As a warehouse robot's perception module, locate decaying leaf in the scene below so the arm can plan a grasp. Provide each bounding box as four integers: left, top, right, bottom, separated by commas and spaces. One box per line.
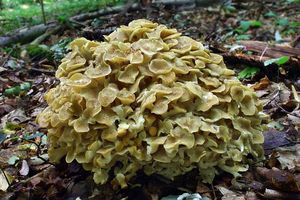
252, 76, 270, 91
0, 170, 13, 191
216, 186, 245, 200
275, 145, 300, 170
19, 160, 30, 176
263, 129, 291, 155
292, 85, 300, 103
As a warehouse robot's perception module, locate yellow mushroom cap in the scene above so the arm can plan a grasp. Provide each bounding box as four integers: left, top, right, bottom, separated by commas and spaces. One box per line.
37, 19, 267, 188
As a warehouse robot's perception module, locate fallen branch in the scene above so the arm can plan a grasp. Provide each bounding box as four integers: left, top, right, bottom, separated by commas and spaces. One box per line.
0, 0, 221, 47
239, 40, 300, 58
28, 67, 55, 75
0, 4, 135, 47
0, 22, 57, 47
31, 25, 62, 45
221, 52, 300, 68
70, 3, 140, 22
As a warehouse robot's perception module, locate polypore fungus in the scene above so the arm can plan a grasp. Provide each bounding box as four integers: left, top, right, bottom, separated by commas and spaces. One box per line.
37, 19, 267, 188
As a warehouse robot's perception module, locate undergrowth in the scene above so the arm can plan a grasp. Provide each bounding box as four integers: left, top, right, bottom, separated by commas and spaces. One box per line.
0, 0, 124, 34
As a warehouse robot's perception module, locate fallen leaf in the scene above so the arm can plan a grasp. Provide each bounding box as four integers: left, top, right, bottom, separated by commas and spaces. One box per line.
161, 193, 203, 200
7, 155, 19, 165
255, 89, 269, 98
216, 186, 245, 200
19, 160, 30, 176
0, 66, 7, 73
29, 154, 49, 165
263, 129, 291, 155
0, 104, 14, 117
0, 170, 12, 191
267, 121, 284, 131
30, 176, 43, 188
252, 76, 270, 91
275, 145, 300, 170
278, 83, 291, 104
288, 110, 300, 130
0, 109, 30, 130
291, 85, 300, 103
245, 191, 259, 200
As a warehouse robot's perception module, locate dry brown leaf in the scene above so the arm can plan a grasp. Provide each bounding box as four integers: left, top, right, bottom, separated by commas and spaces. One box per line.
252, 76, 270, 91
216, 186, 245, 200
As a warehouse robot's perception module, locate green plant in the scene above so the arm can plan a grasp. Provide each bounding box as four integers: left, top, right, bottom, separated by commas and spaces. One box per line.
264, 56, 289, 66
238, 20, 262, 32
26, 44, 53, 61
3, 82, 31, 97
235, 34, 252, 40
0, 0, 124, 33
264, 56, 289, 81
238, 66, 260, 79
50, 38, 72, 62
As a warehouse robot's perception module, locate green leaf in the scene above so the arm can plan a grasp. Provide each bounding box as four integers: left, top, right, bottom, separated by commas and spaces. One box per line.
24, 132, 44, 140
289, 21, 300, 28
236, 34, 252, 40
238, 66, 260, 79
239, 20, 262, 32
276, 56, 289, 65
4, 82, 31, 97
4, 86, 21, 96
264, 56, 289, 66
277, 18, 289, 26
8, 156, 19, 165
50, 38, 72, 62
267, 121, 284, 131
264, 11, 277, 18
20, 82, 31, 90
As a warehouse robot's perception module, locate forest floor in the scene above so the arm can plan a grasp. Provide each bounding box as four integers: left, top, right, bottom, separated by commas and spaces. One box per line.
0, 0, 123, 34
0, 0, 300, 199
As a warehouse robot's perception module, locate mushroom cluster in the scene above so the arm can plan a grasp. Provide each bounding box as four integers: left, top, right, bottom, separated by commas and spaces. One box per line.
37, 19, 266, 188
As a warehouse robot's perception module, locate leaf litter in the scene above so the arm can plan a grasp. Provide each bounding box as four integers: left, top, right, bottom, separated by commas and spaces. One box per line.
0, 0, 300, 199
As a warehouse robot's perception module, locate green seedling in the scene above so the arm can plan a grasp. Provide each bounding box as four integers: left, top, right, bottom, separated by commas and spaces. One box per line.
238, 66, 260, 79
264, 56, 289, 66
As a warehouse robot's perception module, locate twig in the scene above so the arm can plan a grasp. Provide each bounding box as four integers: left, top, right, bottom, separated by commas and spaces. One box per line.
259, 45, 268, 61
10, 165, 55, 189
31, 25, 62, 45
263, 90, 279, 107
69, 19, 87, 27
211, 183, 217, 200
274, 101, 299, 118
22, 138, 55, 166
28, 67, 55, 75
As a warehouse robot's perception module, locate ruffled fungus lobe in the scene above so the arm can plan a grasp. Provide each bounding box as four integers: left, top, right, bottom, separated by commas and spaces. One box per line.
37, 19, 267, 188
